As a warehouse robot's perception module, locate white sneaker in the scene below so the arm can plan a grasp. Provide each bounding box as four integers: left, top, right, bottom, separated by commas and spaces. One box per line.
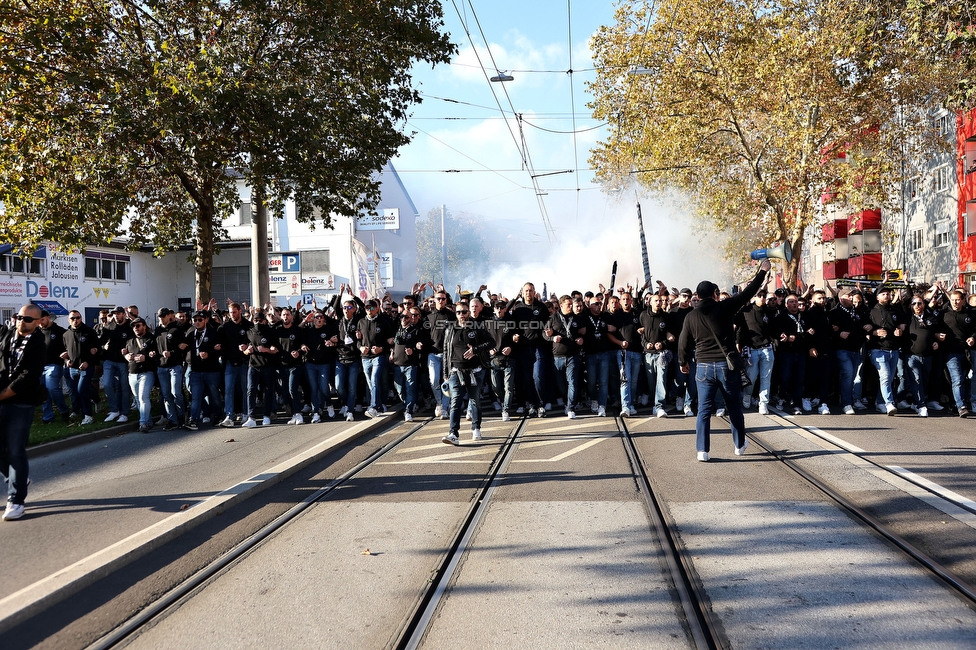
220, 416, 235, 428
853, 400, 867, 411
620, 409, 630, 418
345, 412, 354, 422
293, 414, 303, 425
567, 410, 576, 419
501, 411, 511, 422
684, 406, 694, 417
286, 415, 297, 425
105, 412, 119, 422
465, 411, 472, 421
819, 404, 830, 415
80, 415, 94, 425
801, 398, 812, 412
896, 400, 912, 410
758, 402, 769, 415
675, 397, 684, 411
471, 429, 482, 441
715, 408, 726, 417
117, 415, 128, 423
202, 417, 210, 424
597, 406, 606, 417
886, 403, 897, 416
442, 433, 460, 446
405, 412, 414, 422
876, 403, 887, 414
365, 407, 379, 418
3, 502, 25, 521
538, 407, 546, 418
327, 405, 335, 418
311, 413, 321, 423
697, 451, 709, 462
843, 405, 855, 415
926, 401, 944, 411
243, 418, 257, 428
434, 404, 443, 418
339, 405, 348, 417
734, 439, 749, 456
262, 416, 272, 426
590, 400, 599, 413
655, 408, 668, 418
742, 396, 752, 409
918, 406, 928, 418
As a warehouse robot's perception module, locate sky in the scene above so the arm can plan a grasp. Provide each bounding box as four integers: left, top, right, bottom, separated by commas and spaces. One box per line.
394, 0, 730, 296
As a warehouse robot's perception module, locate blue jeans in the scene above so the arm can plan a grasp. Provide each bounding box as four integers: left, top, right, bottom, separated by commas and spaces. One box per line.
643, 351, 669, 410
157, 366, 185, 423
189, 370, 223, 424
335, 361, 360, 412
906, 355, 932, 406
427, 352, 448, 412
489, 361, 515, 411
66, 366, 94, 416
745, 346, 774, 406
361, 356, 387, 410
277, 365, 304, 414
0, 403, 34, 505
835, 349, 861, 408
945, 353, 973, 410
306, 362, 336, 413
102, 359, 131, 415
553, 354, 581, 409
128, 371, 155, 426
585, 351, 611, 408
393, 364, 419, 411
868, 349, 900, 407
618, 349, 642, 411
42, 364, 70, 421
695, 362, 746, 453
224, 363, 248, 418
449, 367, 485, 435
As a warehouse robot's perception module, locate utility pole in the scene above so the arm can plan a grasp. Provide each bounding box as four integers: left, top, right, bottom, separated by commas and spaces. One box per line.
251, 184, 270, 307
636, 202, 652, 286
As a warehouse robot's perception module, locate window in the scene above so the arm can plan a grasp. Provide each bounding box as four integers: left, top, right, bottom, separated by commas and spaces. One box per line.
239, 202, 252, 226
935, 222, 954, 247
908, 229, 923, 251
302, 249, 331, 274
0, 254, 43, 276
933, 112, 954, 138
84, 252, 130, 282
905, 177, 919, 202
933, 165, 952, 193
212, 265, 251, 304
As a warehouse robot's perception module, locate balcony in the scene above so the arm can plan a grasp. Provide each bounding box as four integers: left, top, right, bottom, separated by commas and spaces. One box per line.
848, 253, 882, 277
822, 219, 848, 241
823, 260, 848, 280
848, 209, 881, 233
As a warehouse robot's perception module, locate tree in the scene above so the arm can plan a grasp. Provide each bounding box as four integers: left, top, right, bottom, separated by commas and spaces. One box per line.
416, 207, 490, 289
588, 0, 954, 286
0, 0, 454, 301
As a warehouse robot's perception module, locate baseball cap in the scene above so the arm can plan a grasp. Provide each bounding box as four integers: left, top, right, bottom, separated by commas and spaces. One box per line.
130, 317, 147, 327
679, 288, 692, 297
157, 307, 174, 317
113, 306, 126, 313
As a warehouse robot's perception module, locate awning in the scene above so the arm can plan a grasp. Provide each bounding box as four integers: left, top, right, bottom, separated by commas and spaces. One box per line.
30, 300, 68, 316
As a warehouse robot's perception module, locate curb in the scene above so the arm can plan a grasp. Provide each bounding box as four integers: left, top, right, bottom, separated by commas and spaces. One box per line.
0, 414, 397, 634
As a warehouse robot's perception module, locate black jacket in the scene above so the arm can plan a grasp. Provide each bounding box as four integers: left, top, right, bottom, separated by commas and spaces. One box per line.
0, 326, 46, 405
678, 269, 767, 366
39, 323, 68, 366
63, 323, 99, 368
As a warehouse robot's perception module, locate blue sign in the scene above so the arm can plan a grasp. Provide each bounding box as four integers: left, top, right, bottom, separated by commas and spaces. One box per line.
283, 253, 300, 272
30, 300, 68, 316
302, 293, 313, 305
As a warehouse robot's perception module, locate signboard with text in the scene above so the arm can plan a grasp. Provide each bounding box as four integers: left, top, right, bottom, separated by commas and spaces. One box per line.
356, 207, 400, 231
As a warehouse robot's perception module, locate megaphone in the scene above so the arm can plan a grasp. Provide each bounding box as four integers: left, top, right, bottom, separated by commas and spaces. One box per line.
750, 241, 792, 264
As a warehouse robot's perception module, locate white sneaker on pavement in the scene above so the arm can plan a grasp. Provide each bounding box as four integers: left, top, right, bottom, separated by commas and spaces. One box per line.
81, 415, 94, 425
105, 412, 119, 422
311, 413, 321, 423
262, 416, 272, 426
3, 502, 25, 521
918, 406, 928, 418
697, 451, 709, 462
243, 418, 257, 428
843, 405, 855, 415
819, 404, 831, 415
220, 416, 235, 428
758, 402, 769, 415
471, 429, 482, 441
684, 406, 694, 417
926, 401, 944, 411
327, 405, 335, 418
598, 406, 606, 417
801, 398, 812, 412
567, 410, 576, 419
442, 433, 460, 446
345, 412, 354, 422
655, 408, 668, 418
715, 408, 726, 417
365, 407, 379, 418
734, 439, 749, 456
405, 412, 414, 422
293, 413, 303, 425
117, 415, 128, 423
501, 411, 511, 422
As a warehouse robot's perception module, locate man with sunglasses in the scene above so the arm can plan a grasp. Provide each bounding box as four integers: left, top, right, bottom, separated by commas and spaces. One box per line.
242, 309, 278, 427
98, 306, 133, 423
154, 308, 188, 430
218, 302, 252, 427
391, 308, 424, 421
62, 310, 99, 424
336, 295, 364, 421
37, 310, 71, 424
185, 310, 223, 430
441, 302, 493, 445
358, 299, 395, 418
301, 309, 339, 422
0, 304, 46, 520
124, 318, 159, 432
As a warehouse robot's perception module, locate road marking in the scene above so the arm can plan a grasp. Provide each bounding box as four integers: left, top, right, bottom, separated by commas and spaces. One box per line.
512, 437, 608, 462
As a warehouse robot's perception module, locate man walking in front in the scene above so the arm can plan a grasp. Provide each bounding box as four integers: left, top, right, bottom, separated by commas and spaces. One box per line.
678, 260, 770, 462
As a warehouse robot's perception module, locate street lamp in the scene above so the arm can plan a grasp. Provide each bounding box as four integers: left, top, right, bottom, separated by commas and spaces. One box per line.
490, 71, 514, 82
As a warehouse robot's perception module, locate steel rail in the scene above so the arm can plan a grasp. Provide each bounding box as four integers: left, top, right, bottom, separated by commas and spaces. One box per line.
617, 417, 724, 650
395, 416, 529, 650
85, 416, 435, 650
745, 431, 976, 607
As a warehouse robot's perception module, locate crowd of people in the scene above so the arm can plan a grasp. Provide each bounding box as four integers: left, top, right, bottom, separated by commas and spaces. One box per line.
5, 270, 976, 519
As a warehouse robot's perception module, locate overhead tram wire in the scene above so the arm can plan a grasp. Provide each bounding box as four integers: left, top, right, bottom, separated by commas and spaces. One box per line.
405, 120, 529, 189
459, 0, 558, 244
567, 0, 582, 224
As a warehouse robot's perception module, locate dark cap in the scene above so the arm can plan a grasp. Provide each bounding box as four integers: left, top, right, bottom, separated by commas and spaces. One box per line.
774, 288, 788, 297
192, 310, 210, 320
695, 281, 718, 298
113, 306, 126, 313
131, 317, 147, 327
679, 288, 692, 297
157, 307, 174, 317
39, 309, 50, 318
365, 299, 379, 308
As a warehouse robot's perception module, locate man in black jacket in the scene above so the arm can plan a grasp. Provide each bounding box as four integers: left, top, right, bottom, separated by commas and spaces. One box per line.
62, 309, 99, 424
678, 260, 770, 462
1, 304, 46, 521
37, 310, 70, 423
155, 308, 188, 430
441, 302, 494, 445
